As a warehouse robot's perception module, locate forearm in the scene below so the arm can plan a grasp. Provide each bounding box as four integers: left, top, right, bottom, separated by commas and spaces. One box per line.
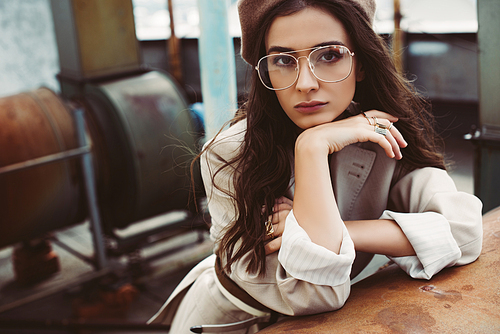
345, 219, 415, 257
293, 137, 343, 253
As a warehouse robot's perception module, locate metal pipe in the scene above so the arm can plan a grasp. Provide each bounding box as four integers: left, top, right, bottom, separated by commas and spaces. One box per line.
168, 0, 183, 84
74, 108, 108, 270
197, 0, 238, 139
50, 236, 95, 266
393, 0, 403, 74
0, 146, 90, 175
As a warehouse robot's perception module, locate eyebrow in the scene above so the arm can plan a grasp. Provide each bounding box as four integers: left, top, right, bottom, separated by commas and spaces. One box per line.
267, 40, 346, 54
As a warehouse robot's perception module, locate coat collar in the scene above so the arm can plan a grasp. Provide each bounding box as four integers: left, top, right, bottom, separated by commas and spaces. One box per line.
330, 143, 397, 220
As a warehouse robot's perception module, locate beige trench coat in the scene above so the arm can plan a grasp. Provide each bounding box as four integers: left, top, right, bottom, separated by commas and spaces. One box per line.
149, 120, 483, 333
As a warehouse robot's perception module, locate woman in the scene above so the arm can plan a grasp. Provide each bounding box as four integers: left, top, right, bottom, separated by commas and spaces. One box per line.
150, 0, 483, 332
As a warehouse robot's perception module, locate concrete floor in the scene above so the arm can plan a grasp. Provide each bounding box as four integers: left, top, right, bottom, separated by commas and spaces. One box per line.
0, 213, 214, 333
0, 130, 476, 333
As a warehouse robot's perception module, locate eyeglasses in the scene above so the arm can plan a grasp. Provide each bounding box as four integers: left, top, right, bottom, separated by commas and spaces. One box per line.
255, 45, 355, 91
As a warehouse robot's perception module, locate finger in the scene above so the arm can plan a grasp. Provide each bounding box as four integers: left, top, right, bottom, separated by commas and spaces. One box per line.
271, 219, 285, 237
273, 203, 293, 214
264, 212, 288, 240
371, 119, 407, 156
263, 196, 292, 216
385, 130, 403, 160
275, 196, 293, 207
363, 117, 402, 159
389, 124, 408, 148
367, 113, 407, 148
264, 214, 273, 241
264, 223, 282, 241
364, 128, 396, 159
363, 110, 399, 123
265, 237, 282, 255
373, 117, 392, 128
270, 209, 291, 234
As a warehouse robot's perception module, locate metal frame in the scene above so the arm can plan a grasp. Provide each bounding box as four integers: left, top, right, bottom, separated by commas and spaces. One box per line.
0, 107, 210, 331
0, 108, 108, 270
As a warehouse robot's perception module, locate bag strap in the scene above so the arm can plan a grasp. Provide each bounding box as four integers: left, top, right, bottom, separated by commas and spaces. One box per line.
214, 256, 271, 313
190, 257, 280, 333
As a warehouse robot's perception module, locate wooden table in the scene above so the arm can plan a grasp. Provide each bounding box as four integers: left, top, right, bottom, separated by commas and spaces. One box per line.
259, 207, 500, 333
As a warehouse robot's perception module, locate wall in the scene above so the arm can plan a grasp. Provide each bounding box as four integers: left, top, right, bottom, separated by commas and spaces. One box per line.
0, 0, 60, 98
140, 38, 251, 104
406, 33, 478, 102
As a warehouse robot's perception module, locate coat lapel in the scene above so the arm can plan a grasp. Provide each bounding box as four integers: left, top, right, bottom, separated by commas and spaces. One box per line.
331, 143, 398, 221
330, 144, 376, 221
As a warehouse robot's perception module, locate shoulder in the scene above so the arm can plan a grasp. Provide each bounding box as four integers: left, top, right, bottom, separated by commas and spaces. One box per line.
202, 118, 247, 162
396, 166, 455, 191
388, 166, 478, 213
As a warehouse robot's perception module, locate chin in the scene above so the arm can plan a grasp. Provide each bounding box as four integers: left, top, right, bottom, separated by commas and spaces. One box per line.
294, 118, 331, 130
301, 114, 340, 129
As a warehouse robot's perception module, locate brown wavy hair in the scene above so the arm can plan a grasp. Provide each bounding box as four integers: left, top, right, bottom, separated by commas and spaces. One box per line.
197, 0, 445, 275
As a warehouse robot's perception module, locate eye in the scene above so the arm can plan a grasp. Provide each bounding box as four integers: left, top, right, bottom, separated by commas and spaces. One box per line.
272, 55, 296, 67
317, 50, 342, 63
313, 46, 345, 64
322, 52, 339, 61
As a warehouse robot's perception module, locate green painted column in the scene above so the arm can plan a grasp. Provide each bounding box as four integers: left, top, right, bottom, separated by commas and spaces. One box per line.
197, 0, 238, 140
475, 0, 500, 212
478, 0, 500, 129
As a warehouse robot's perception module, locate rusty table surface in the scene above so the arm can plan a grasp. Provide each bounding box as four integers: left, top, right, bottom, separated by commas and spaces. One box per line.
259, 207, 500, 333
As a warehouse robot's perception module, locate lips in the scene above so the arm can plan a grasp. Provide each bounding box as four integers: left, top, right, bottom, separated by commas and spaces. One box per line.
294, 100, 328, 113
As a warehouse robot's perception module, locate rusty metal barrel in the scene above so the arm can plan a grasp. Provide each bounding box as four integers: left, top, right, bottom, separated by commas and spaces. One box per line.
0, 70, 203, 247
0, 88, 85, 249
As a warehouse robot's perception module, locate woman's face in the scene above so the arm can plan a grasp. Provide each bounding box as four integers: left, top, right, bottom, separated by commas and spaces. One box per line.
265, 7, 363, 130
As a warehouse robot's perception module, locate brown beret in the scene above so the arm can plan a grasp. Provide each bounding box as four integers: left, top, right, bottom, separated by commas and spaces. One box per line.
238, 0, 376, 65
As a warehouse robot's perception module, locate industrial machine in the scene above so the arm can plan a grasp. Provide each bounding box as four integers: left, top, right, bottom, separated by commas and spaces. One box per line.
0, 1, 210, 318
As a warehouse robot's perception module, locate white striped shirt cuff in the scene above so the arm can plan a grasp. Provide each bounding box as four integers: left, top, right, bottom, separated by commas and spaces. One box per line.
381, 210, 461, 279
278, 210, 355, 286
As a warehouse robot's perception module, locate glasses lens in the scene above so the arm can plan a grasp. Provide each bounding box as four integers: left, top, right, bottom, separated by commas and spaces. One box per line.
258, 54, 298, 90
256, 45, 353, 90
310, 45, 352, 82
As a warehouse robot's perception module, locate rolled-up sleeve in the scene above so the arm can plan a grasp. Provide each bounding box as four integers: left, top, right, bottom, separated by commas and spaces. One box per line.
278, 210, 355, 286
228, 208, 355, 316
382, 167, 483, 279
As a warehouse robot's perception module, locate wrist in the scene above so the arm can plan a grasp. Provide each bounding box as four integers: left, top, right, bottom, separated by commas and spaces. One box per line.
295, 130, 329, 157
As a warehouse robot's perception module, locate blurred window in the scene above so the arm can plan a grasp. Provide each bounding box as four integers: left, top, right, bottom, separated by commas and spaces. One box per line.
132, 0, 239, 40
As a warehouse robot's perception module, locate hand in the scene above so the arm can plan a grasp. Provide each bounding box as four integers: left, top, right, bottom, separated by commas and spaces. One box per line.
362, 110, 407, 160
291, 110, 406, 252
264, 196, 293, 255
296, 110, 408, 160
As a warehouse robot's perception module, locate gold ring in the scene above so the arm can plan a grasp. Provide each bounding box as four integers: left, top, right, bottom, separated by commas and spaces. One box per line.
362, 112, 372, 125
388, 122, 393, 130
265, 216, 274, 239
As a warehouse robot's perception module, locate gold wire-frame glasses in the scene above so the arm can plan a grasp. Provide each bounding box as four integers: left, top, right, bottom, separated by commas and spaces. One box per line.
255, 45, 355, 91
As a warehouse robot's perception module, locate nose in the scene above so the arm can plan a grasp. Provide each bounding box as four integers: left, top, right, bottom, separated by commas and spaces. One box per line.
295, 57, 319, 93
